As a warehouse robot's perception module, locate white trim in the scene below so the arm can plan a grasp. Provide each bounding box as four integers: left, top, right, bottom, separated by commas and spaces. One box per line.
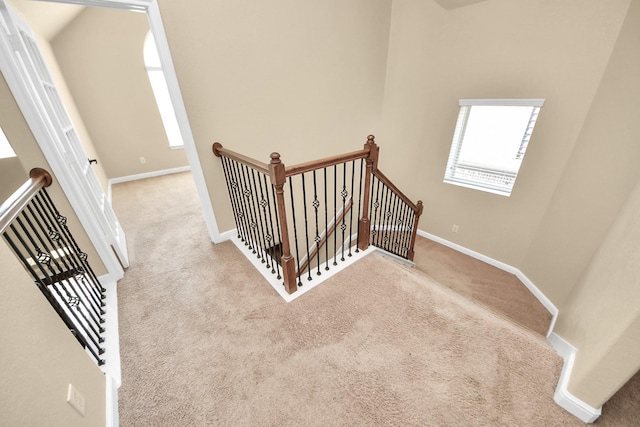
548, 333, 602, 423
217, 228, 236, 242
107, 165, 191, 202
416, 229, 558, 337
0, 2, 125, 282
459, 98, 545, 107
37, 0, 225, 245
230, 231, 372, 303
109, 165, 191, 185
105, 375, 119, 427
99, 273, 121, 426
99, 275, 121, 387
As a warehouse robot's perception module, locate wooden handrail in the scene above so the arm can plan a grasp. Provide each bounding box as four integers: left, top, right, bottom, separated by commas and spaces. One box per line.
212, 142, 270, 175
372, 169, 421, 213
0, 168, 52, 234
285, 148, 370, 177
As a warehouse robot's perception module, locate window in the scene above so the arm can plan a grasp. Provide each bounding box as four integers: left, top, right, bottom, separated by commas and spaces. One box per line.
0, 126, 17, 159
444, 99, 544, 196
143, 31, 184, 149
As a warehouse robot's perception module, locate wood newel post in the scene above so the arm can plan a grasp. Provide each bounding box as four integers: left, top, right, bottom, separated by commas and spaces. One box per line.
407, 200, 423, 261
358, 135, 379, 251
268, 152, 297, 294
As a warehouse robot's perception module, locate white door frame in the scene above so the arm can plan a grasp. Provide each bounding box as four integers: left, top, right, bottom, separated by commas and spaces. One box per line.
0, 1, 128, 282
35, 0, 224, 244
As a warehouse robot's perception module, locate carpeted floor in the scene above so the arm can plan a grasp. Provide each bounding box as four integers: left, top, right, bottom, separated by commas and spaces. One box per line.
112, 172, 638, 426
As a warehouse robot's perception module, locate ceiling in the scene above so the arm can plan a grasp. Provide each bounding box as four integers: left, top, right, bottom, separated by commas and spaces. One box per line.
8, 0, 84, 41
9, 0, 491, 42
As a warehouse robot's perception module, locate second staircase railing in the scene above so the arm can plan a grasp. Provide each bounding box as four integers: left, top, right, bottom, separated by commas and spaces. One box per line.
213, 135, 422, 295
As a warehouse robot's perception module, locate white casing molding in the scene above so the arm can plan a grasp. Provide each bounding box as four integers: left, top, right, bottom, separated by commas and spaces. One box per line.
107, 166, 191, 203
99, 274, 121, 427
548, 333, 602, 423
105, 375, 119, 427
38, 0, 225, 245
416, 230, 559, 337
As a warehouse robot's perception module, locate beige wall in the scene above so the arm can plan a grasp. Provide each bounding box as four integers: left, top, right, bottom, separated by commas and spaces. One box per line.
556, 178, 640, 407
0, 156, 27, 201
522, 0, 640, 306
379, 0, 630, 268
158, 0, 392, 231
545, 0, 640, 407
0, 242, 106, 426
52, 6, 188, 179
0, 73, 107, 276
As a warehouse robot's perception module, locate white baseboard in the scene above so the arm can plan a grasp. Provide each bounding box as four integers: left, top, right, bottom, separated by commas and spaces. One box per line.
415, 230, 600, 422
107, 166, 191, 203
416, 230, 558, 337
106, 375, 119, 427
229, 231, 373, 302
548, 333, 602, 423
218, 229, 236, 242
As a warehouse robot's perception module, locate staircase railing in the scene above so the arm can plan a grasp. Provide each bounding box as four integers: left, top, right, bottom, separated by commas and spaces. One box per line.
213, 135, 423, 295
0, 168, 106, 366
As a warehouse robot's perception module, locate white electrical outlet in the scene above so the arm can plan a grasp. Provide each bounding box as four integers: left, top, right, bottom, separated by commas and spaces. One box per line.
452, 224, 459, 233
67, 384, 86, 416
139, 157, 146, 164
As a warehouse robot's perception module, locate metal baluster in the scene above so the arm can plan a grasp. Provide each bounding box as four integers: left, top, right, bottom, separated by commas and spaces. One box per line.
261, 173, 277, 275
240, 164, 259, 254
371, 176, 381, 247
340, 162, 348, 262
301, 173, 312, 281
376, 181, 388, 249
250, 168, 268, 264
15, 211, 103, 334
34, 192, 104, 306
24, 204, 103, 325
270, 184, 282, 280
355, 159, 364, 253
390, 193, 401, 256
312, 170, 321, 276
404, 205, 413, 258
234, 161, 254, 250
289, 178, 303, 286
40, 189, 105, 296
383, 184, 393, 250
348, 160, 356, 257
399, 201, 411, 258
3, 231, 103, 365
221, 157, 244, 240
231, 160, 252, 246
8, 222, 104, 353
333, 164, 338, 266
246, 165, 265, 259
323, 167, 329, 271
31, 195, 103, 309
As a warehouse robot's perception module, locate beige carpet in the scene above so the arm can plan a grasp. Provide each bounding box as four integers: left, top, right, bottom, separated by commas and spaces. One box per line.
413, 237, 552, 336
113, 172, 636, 426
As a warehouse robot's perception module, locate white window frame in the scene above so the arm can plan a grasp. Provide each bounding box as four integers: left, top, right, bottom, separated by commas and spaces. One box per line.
444, 98, 544, 197
144, 31, 185, 150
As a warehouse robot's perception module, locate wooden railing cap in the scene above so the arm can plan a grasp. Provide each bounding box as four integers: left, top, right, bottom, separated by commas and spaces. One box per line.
270, 152, 282, 164
29, 167, 52, 187
212, 142, 223, 157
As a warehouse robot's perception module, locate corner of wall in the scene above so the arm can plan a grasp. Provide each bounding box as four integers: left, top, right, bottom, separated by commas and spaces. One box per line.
547, 332, 602, 423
